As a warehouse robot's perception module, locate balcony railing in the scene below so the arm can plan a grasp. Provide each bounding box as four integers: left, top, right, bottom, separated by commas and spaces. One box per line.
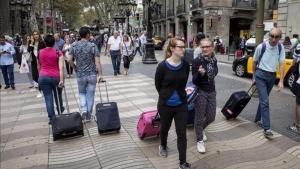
176, 5, 185, 15
232, 0, 256, 9
167, 9, 174, 17
190, 0, 202, 10
161, 10, 166, 18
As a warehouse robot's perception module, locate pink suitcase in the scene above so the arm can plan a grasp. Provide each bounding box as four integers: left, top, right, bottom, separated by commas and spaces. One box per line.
137, 110, 160, 140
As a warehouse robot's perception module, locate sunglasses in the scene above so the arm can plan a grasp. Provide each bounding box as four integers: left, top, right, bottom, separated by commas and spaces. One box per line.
269, 34, 280, 39
201, 46, 212, 49
175, 45, 185, 49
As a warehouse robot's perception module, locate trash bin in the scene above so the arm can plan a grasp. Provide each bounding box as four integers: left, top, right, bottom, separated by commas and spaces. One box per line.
184, 48, 194, 65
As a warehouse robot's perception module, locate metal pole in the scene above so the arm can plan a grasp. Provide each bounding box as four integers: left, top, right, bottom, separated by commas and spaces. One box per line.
256, 0, 265, 46
127, 15, 130, 33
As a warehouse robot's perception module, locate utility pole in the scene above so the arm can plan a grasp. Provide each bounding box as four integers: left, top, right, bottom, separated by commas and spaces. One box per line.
256, 0, 265, 46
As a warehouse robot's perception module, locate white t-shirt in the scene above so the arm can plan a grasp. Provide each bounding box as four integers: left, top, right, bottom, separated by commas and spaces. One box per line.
122, 41, 133, 56
108, 36, 122, 51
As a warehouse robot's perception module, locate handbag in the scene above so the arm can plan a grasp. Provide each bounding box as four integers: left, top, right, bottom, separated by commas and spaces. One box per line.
19, 55, 29, 74
124, 42, 135, 62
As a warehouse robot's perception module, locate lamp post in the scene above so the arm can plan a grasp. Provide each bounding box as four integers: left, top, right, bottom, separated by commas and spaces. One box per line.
118, 0, 137, 34
142, 0, 161, 64
256, 0, 265, 46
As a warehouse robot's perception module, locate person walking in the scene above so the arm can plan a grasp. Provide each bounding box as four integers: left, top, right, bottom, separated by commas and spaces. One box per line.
133, 34, 142, 56
38, 35, 64, 125
0, 34, 16, 90
192, 38, 218, 153
62, 37, 73, 78
28, 31, 45, 98
121, 34, 133, 75
193, 32, 206, 59
54, 33, 64, 51
155, 38, 191, 169
252, 28, 285, 139
20, 35, 38, 88
107, 31, 122, 76
69, 27, 104, 122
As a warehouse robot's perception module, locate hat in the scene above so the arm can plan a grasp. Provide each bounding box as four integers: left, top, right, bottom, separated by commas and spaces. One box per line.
294, 44, 300, 58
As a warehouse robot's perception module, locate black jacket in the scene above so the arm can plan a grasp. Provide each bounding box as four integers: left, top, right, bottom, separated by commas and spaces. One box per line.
192, 54, 218, 93
155, 59, 190, 106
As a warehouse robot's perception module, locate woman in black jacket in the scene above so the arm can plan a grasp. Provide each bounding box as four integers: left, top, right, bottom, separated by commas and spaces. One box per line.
192, 38, 218, 154
154, 38, 191, 169
28, 31, 45, 97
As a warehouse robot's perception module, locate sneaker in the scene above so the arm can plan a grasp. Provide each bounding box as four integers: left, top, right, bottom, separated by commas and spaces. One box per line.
263, 129, 274, 139
4, 85, 10, 89
36, 92, 43, 98
287, 123, 300, 134
84, 114, 92, 123
179, 162, 191, 169
158, 145, 168, 158
203, 131, 207, 142
255, 121, 263, 128
81, 112, 87, 121
197, 140, 206, 153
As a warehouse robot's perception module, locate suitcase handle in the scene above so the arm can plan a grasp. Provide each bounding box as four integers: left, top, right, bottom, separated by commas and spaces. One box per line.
98, 80, 109, 103
247, 83, 257, 97
55, 86, 70, 115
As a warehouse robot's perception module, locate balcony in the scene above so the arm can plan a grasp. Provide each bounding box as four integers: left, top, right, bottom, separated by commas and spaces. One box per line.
161, 10, 166, 18
167, 9, 174, 17
176, 5, 185, 15
190, 0, 203, 10
232, 0, 256, 9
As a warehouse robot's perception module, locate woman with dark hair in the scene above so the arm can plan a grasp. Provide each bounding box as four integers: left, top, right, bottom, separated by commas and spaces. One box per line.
38, 34, 64, 124
155, 38, 191, 169
28, 31, 45, 97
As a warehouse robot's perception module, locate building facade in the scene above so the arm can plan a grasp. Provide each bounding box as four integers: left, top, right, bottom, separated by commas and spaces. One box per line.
277, 0, 300, 38
145, 0, 277, 51
0, 0, 11, 35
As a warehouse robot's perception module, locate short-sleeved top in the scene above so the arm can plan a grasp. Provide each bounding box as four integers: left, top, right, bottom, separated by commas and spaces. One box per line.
39, 47, 63, 78
122, 41, 133, 56
108, 36, 122, 51
253, 41, 286, 72
69, 40, 100, 78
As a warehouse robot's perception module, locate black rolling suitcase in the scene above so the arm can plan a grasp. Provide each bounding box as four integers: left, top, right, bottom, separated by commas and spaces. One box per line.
221, 84, 256, 120
95, 81, 121, 134
52, 87, 84, 141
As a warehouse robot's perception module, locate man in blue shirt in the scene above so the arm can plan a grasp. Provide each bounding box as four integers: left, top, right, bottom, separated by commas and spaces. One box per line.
0, 34, 16, 89
252, 28, 285, 139
54, 33, 65, 51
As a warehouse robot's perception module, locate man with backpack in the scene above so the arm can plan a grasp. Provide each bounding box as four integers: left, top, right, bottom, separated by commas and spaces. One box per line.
252, 28, 285, 139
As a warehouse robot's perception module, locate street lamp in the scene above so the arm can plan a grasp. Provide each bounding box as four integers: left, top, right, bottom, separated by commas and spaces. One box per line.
142, 0, 161, 64
118, 0, 138, 34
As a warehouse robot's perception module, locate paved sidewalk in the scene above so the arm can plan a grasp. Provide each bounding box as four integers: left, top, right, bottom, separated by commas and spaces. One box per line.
1, 57, 300, 169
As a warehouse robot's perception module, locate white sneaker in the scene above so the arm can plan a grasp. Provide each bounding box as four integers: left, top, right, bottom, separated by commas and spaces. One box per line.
197, 141, 206, 153
203, 131, 207, 142
36, 92, 43, 98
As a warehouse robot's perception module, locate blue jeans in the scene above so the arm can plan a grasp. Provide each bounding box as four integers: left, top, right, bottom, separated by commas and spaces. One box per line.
77, 75, 97, 118
38, 76, 63, 120
254, 69, 276, 130
110, 50, 121, 74
0, 64, 15, 86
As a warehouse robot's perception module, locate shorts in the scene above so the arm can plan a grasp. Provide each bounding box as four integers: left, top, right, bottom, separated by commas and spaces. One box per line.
295, 83, 300, 104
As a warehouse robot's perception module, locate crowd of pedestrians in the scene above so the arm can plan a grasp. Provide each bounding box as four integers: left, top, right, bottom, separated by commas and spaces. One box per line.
2, 26, 300, 169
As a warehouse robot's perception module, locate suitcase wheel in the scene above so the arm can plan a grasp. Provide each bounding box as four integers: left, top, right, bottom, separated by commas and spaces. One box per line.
53, 135, 58, 141
79, 130, 84, 136
140, 133, 146, 140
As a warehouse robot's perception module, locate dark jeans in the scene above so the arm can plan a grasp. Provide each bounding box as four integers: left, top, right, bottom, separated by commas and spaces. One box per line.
194, 90, 216, 141
65, 60, 73, 75
254, 69, 276, 130
38, 76, 63, 120
123, 55, 130, 69
0, 64, 15, 86
158, 103, 188, 164
135, 47, 142, 56
110, 50, 121, 74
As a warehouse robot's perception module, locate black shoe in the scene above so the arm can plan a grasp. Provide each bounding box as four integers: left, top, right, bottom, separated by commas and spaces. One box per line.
179, 162, 191, 169
4, 86, 10, 89
11, 85, 15, 90
117, 71, 121, 75
114, 72, 117, 76
0, 84, 2, 89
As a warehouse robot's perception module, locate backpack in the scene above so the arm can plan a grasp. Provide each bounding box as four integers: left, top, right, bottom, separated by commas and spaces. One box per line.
256, 42, 282, 67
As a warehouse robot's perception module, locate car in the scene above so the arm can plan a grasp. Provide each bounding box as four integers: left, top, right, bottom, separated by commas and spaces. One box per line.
232, 52, 295, 88
152, 36, 165, 50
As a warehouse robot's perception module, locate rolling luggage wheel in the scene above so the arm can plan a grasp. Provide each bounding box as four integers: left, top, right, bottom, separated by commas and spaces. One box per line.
140, 133, 146, 140
157, 133, 160, 138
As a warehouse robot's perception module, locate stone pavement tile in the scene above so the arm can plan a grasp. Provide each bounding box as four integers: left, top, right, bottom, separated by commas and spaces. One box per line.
22, 165, 47, 169
1, 143, 48, 161
2, 135, 48, 151
3, 128, 49, 143
49, 156, 101, 169
0, 153, 48, 169
1, 117, 47, 130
